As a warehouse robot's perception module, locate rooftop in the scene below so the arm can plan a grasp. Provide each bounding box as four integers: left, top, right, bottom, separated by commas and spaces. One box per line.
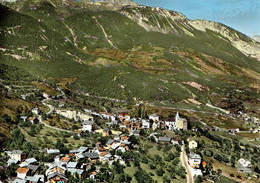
83, 120, 94, 125
17, 167, 29, 174
11, 150, 23, 155
60, 157, 70, 162
67, 162, 78, 168
188, 153, 201, 159
47, 149, 60, 154
158, 137, 172, 142
78, 146, 88, 152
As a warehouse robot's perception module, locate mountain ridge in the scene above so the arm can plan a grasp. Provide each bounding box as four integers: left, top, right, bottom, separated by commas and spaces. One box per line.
0, 0, 260, 116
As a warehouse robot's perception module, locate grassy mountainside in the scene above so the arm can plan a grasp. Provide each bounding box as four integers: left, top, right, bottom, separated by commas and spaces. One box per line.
0, 0, 260, 112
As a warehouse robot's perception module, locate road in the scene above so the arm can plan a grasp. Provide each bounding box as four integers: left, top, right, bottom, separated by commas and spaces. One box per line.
181, 143, 194, 183
38, 116, 73, 133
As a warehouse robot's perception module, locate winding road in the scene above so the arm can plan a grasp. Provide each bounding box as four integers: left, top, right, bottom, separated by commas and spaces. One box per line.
180, 143, 194, 183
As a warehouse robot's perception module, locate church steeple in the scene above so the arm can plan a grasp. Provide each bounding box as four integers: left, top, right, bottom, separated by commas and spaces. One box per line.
175, 111, 179, 121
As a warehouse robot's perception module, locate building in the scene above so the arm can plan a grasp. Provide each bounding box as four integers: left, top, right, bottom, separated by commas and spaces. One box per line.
47, 172, 67, 183
237, 158, 252, 173
142, 119, 150, 129
8, 150, 26, 161
175, 112, 188, 130
149, 114, 159, 122
31, 107, 40, 115
47, 149, 60, 155
16, 167, 30, 180
165, 117, 176, 131
82, 120, 94, 132
158, 137, 172, 144
188, 153, 201, 168
188, 139, 198, 149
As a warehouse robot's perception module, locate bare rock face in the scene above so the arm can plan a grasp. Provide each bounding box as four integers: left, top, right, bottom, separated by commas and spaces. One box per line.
120, 6, 260, 61
189, 20, 260, 61
253, 35, 260, 43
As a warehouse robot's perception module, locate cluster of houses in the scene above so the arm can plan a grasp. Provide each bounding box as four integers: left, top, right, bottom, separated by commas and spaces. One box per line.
5, 132, 144, 183
82, 110, 188, 134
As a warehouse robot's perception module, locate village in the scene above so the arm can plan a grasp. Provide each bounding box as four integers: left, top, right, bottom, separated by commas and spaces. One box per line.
0, 77, 259, 183
0, 88, 258, 183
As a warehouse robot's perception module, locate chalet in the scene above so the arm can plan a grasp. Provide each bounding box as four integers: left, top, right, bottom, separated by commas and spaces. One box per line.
17, 167, 30, 180
149, 114, 159, 122
188, 153, 201, 168
47, 172, 68, 183
188, 139, 198, 149
46, 164, 66, 176
82, 120, 94, 132
8, 150, 26, 161
158, 137, 172, 144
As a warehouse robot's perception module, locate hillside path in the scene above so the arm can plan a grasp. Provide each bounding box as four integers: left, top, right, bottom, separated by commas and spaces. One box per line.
181, 143, 194, 183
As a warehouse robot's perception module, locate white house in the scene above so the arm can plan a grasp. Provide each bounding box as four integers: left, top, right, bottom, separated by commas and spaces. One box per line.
8, 150, 26, 161
188, 139, 198, 149
165, 116, 176, 130
188, 153, 201, 168
142, 119, 150, 129
149, 114, 159, 122
82, 120, 94, 132
31, 107, 40, 115
16, 167, 30, 180
191, 168, 203, 177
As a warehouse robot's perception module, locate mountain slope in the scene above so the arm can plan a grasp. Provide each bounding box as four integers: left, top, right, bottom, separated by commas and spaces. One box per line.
1, 1, 260, 113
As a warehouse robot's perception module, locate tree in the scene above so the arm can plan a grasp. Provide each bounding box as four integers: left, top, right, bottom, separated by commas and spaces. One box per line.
129, 135, 138, 144
98, 136, 109, 146
156, 167, 165, 176
134, 168, 153, 183
7, 128, 25, 150
55, 141, 68, 154
163, 175, 171, 183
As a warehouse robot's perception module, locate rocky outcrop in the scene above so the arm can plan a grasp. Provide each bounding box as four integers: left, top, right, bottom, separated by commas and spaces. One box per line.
189, 20, 260, 61
120, 6, 194, 36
